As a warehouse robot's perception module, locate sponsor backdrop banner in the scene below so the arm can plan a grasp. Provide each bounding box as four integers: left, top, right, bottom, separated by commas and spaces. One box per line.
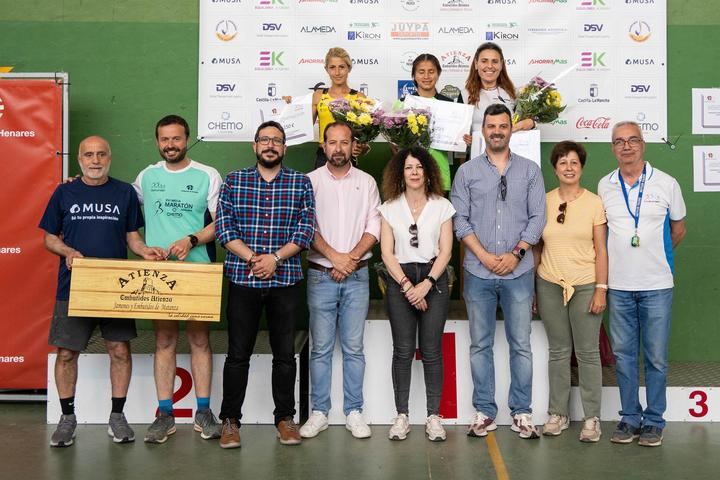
0, 79, 64, 388
198, 0, 667, 143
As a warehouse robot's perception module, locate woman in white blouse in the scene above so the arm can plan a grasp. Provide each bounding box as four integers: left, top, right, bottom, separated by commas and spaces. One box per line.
377, 147, 455, 442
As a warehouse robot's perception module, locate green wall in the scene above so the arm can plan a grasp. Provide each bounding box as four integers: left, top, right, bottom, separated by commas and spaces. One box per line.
1, 1, 718, 361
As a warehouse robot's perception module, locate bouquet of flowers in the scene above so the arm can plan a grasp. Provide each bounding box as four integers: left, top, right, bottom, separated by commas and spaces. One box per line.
380, 106, 432, 149
514, 76, 566, 124
328, 97, 383, 144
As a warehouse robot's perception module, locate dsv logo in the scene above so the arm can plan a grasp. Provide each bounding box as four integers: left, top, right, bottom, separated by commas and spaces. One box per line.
216, 84, 236, 92
631, 84, 650, 93
584, 24, 604, 32
262, 23, 282, 31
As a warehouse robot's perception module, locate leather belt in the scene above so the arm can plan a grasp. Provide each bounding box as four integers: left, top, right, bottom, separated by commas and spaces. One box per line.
308, 260, 368, 273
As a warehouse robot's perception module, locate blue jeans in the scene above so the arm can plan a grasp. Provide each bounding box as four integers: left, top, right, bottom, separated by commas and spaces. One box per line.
608, 288, 673, 429
307, 266, 369, 416
464, 269, 534, 418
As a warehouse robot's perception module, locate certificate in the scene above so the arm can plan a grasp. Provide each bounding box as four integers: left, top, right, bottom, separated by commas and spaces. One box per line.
471, 129, 542, 168
402, 95, 474, 153
255, 93, 315, 146
702, 94, 720, 128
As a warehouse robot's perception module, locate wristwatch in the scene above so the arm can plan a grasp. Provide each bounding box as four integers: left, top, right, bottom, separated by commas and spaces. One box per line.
188, 234, 199, 248
273, 253, 284, 267
425, 275, 437, 286
511, 245, 526, 260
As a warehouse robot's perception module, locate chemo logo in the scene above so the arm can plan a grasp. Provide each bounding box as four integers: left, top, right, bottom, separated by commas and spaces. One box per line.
207, 111, 244, 134
628, 21, 651, 42
636, 111, 660, 132
216, 20, 238, 41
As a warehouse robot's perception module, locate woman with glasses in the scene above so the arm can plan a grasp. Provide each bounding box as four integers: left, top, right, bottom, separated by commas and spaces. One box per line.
377, 147, 455, 442
462, 42, 534, 147
533, 141, 608, 442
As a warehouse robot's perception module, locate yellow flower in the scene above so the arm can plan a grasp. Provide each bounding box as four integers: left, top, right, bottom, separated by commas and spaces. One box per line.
346, 111, 358, 123
410, 125, 419, 135
512, 113, 520, 125
546, 90, 562, 108
349, 100, 361, 110
407, 113, 416, 123
358, 113, 372, 125
417, 115, 427, 126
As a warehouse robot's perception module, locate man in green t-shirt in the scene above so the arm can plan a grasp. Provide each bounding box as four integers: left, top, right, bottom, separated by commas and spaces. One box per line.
133, 115, 223, 444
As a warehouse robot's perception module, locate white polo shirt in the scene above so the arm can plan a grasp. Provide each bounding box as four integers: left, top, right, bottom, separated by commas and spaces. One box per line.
598, 162, 686, 291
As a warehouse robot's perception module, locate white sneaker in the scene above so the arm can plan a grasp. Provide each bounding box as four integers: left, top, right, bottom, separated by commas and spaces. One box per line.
388, 413, 410, 441
542, 414, 569, 436
467, 411, 497, 437
511, 413, 540, 439
299, 411, 328, 439
425, 415, 446, 442
345, 410, 371, 439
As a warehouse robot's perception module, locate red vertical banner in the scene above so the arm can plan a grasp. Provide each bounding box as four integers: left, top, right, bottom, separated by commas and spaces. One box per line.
0, 79, 64, 388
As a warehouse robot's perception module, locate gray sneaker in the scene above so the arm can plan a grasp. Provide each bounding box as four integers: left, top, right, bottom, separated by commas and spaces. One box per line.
610, 421, 641, 444
194, 408, 221, 440
638, 425, 663, 447
108, 412, 135, 443
144, 412, 176, 444
50, 414, 77, 447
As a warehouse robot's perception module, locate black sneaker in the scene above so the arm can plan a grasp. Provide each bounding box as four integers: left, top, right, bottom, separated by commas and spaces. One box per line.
610, 421, 641, 444
638, 425, 663, 447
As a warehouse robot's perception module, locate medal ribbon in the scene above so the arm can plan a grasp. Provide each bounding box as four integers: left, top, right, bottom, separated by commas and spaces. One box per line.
618, 163, 647, 233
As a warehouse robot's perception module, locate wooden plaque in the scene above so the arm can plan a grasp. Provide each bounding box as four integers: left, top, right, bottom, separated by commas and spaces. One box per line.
68, 258, 223, 322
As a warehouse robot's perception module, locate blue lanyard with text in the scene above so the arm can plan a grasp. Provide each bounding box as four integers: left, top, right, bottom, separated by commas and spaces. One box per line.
618, 163, 646, 247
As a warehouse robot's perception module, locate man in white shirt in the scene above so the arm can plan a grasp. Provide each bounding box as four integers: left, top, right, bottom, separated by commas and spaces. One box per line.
598, 121, 686, 448
299, 122, 381, 439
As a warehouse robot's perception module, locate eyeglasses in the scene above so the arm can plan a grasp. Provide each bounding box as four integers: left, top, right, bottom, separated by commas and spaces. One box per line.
499, 175, 507, 201
612, 137, 643, 148
557, 202, 567, 224
409, 223, 418, 248
256, 136, 284, 146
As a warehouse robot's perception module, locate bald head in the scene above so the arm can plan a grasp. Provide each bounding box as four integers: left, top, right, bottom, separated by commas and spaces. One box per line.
78, 136, 112, 185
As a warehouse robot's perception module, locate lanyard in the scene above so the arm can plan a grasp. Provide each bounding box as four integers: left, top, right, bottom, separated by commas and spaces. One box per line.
618, 163, 647, 231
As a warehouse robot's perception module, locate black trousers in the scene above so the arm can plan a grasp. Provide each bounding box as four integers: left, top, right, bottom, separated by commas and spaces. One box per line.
220, 281, 301, 426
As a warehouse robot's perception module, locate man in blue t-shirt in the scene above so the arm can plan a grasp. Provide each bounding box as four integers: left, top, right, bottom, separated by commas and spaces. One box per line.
39, 136, 165, 448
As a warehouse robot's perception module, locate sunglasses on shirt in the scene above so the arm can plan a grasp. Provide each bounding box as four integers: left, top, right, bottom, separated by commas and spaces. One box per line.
557, 202, 567, 224
409, 223, 418, 248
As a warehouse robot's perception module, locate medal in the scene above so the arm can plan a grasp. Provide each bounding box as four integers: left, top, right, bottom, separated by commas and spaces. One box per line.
618, 164, 647, 250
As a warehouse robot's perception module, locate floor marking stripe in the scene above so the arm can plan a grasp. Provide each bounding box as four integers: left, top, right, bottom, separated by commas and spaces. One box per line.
487, 432, 510, 480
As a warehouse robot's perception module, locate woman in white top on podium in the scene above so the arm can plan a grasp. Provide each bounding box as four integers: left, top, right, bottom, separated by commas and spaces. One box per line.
377, 147, 455, 443
463, 42, 535, 147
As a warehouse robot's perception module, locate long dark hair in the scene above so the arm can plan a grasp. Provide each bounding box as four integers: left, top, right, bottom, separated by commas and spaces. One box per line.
381, 147, 444, 201
465, 42, 516, 105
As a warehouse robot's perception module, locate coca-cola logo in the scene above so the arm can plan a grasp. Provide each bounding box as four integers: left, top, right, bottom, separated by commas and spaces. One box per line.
576, 116, 611, 129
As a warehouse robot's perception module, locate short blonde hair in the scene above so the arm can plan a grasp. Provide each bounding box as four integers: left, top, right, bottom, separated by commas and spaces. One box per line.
325, 47, 352, 71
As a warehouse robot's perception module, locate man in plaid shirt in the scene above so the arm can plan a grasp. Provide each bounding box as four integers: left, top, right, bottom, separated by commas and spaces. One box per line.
215, 121, 315, 449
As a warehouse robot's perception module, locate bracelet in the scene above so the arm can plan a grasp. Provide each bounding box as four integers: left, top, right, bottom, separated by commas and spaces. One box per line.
401, 284, 412, 294
399, 276, 411, 286
595, 283, 609, 290
247, 253, 256, 264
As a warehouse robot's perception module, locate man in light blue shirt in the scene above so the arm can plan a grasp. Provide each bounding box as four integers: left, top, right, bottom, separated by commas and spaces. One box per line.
451, 103, 546, 439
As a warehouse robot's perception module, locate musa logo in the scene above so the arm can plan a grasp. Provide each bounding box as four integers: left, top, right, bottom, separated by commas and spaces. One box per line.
211, 57, 241, 65
216, 20, 238, 41
352, 57, 379, 65
70, 203, 120, 214
625, 57, 655, 65
118, 268, 177, 290
487, 0, 517, 4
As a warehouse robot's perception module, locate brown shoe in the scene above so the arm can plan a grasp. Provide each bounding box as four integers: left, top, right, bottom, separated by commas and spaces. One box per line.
277, 417, 302, 445
220, 418, 241, 449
